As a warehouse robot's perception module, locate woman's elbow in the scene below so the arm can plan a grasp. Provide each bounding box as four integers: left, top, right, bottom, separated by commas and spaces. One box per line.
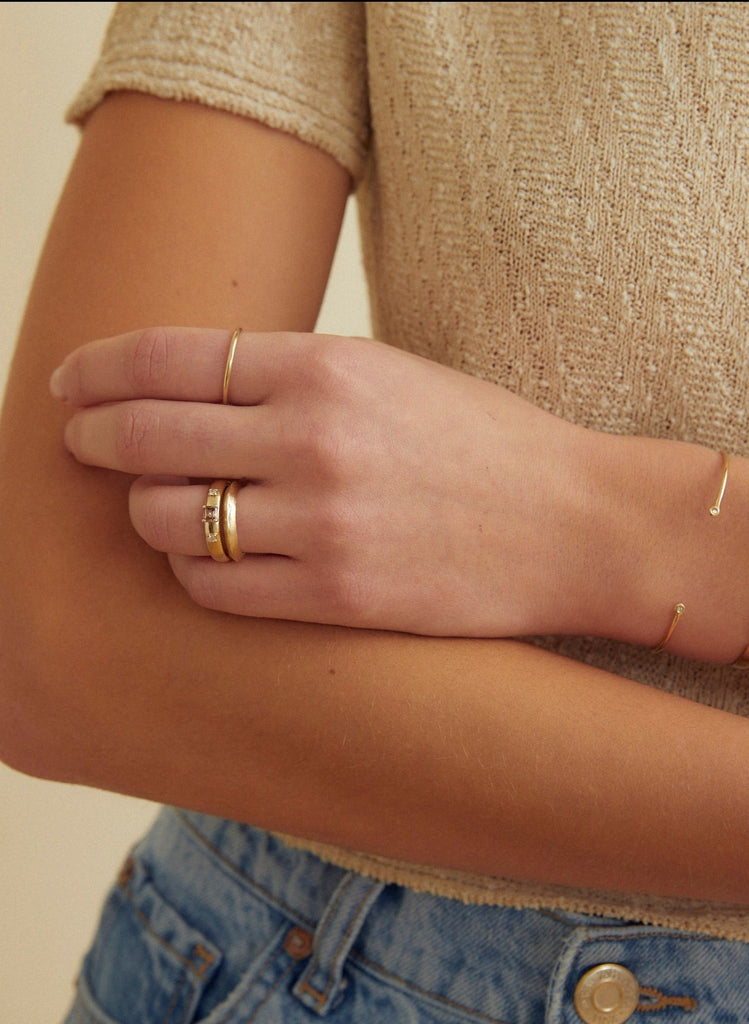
0, 599, 82, 782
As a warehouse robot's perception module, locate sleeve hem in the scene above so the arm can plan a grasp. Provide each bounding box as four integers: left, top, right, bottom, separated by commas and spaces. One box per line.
66, 58, 369, 185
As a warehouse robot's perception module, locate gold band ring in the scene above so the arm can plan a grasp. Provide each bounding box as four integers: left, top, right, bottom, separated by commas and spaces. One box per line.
221, 480, 246, 562
201, 481, 230, 561
222, 327, 242, 405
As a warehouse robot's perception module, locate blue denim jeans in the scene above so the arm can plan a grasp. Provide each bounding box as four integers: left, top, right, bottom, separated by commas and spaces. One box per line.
63, 806, 749, 1024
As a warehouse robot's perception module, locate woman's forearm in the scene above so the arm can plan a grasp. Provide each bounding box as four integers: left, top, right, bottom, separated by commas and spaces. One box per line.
5, 546, 749, 907
1, 93, 747, 906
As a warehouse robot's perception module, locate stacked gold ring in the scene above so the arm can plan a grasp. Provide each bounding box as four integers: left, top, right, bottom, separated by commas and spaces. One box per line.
201, 481, 229, 562
201, 480, 246, 562
221, 481, 245, 562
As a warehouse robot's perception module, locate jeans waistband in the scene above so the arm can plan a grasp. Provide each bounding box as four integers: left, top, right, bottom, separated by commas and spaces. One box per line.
133, 807, 749, 1024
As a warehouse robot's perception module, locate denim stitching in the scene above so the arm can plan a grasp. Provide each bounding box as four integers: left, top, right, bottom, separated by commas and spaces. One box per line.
351, 951, 512, 1024
581, 927, 723, 947
297, 876, 377, 1010
161, 967, 190, 1024
116, 881, 211, 1024
242, 961, 298, 1024
193, 944, 217, 979
637, 986, 698, 1013
204, 929, 291, 1024
174, 810, 315, 929
118, 881, 213, 983
296, 874, 355, 1007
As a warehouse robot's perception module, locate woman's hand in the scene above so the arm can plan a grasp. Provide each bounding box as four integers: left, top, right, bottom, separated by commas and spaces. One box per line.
49, 325, 749, 661
51, 326, 597, 637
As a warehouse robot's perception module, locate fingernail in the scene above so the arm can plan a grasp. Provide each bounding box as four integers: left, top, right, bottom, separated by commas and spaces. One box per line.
49, 365, 66, 400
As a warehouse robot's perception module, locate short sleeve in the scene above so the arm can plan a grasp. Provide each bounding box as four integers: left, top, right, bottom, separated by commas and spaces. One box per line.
66, 2, 370, 182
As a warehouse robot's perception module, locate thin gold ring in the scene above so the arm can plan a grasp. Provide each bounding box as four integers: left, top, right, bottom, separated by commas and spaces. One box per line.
222, 327, 242, 405
221, 480, 246, 562
201, 480, 230, 561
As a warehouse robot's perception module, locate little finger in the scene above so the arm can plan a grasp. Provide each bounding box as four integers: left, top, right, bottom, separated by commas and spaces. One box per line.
168, 553, 361, 626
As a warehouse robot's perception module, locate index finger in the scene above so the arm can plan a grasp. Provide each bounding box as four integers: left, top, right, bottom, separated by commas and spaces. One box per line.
49, 326, 284, 407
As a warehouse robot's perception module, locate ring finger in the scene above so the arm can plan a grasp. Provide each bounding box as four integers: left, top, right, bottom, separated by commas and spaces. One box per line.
129, 477, 303, 559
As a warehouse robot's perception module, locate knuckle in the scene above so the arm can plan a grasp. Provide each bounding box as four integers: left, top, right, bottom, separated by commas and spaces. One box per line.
307, 495, 358, 552
65, 351, 85, 404
128, 327, 173, 392
114, 403, 158, 469
291, 408, 353, 484
299, 336, 357, 396
277, 338, 367, 479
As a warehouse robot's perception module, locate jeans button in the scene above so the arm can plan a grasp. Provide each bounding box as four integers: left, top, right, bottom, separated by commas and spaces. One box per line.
573, 963, 640, 1024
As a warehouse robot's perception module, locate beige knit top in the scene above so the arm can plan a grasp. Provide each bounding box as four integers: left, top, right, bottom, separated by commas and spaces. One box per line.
70, 2, 749, 939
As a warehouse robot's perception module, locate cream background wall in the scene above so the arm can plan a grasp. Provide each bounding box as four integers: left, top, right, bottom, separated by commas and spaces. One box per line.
0, 4, 370, 1021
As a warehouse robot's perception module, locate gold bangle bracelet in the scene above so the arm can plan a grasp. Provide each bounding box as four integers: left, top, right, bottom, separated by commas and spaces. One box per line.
709, 451, 729, 517
652, 602, 685, 654
651, 452, 732, 659
708, 452, 746, 665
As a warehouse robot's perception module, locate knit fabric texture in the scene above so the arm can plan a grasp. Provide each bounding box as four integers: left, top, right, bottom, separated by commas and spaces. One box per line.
69, 2, 749, 938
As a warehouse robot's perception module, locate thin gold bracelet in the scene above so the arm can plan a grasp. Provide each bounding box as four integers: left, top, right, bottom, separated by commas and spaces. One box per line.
709, 451, 729, 517
652, 452, 731, 656
709, 451, 746, 666
652, 602, 685, 654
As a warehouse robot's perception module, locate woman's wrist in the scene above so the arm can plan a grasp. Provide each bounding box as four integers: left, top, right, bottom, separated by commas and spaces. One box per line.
555, 431, 749, 663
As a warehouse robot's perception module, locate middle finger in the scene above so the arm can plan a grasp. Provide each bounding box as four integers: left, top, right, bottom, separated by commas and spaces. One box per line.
64, 400, 279, 479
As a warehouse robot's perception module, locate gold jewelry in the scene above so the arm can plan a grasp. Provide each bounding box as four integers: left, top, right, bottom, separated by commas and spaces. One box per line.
707, 451, 745, 665
220, 480, 246, 562
650, 453, 730, 657
652, 602, 685, 653
201, 481, 230, 561
709, 452, 729, 517
222, 327, 242, 405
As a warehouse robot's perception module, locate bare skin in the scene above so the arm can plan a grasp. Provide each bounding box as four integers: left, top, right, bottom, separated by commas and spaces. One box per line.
1, 94, 747, 906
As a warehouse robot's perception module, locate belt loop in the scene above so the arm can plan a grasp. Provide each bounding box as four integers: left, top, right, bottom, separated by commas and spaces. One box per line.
292, 872, 385, 1016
